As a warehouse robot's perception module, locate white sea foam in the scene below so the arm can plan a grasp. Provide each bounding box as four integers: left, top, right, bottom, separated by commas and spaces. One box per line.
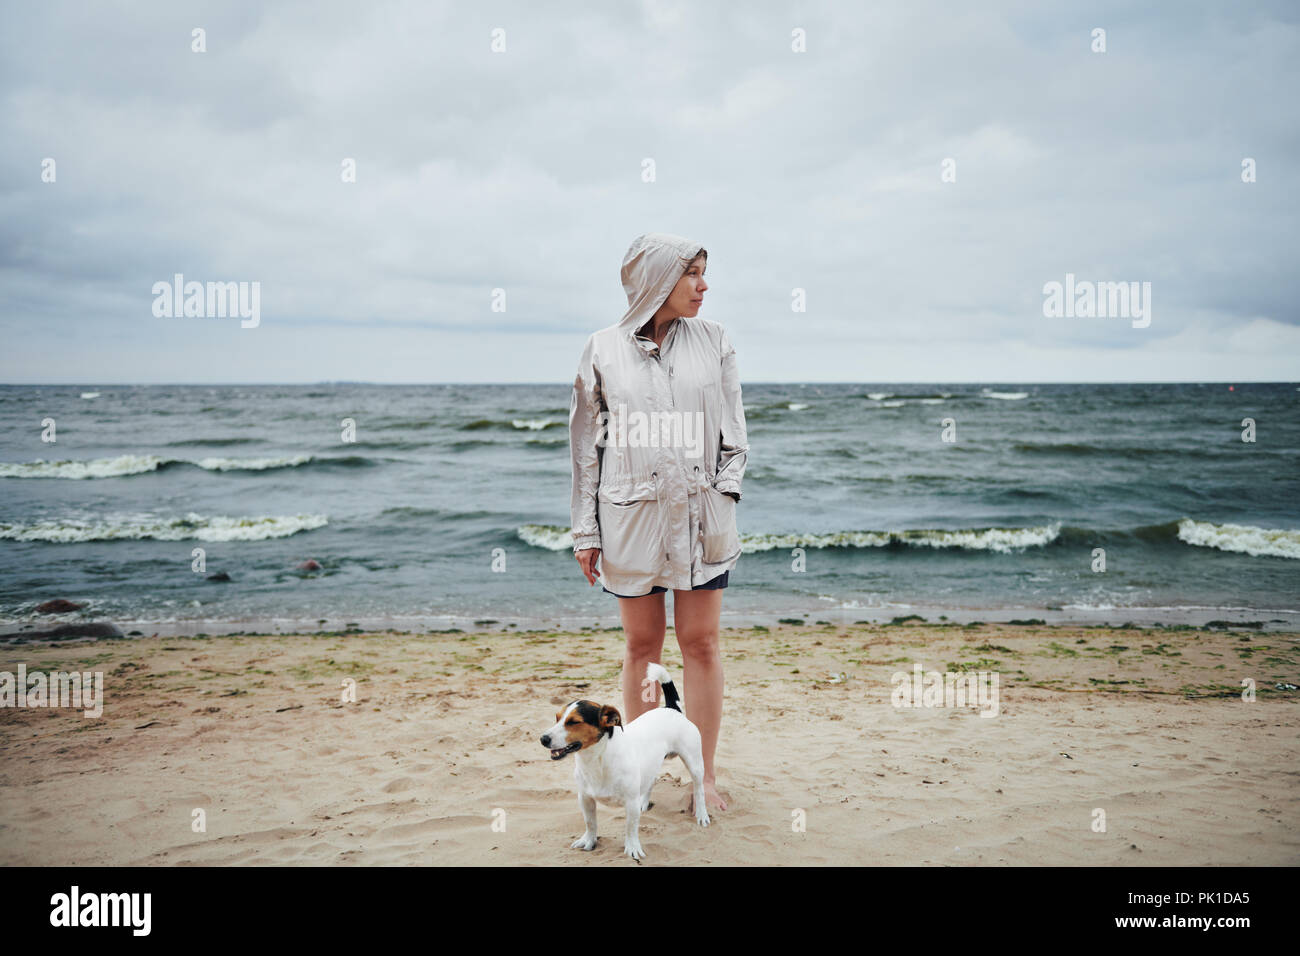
867, 392, 892, 400
0, 454, 314, 478
1177, 518, 1300, 560
0, 454, 166, 479
982, 389, 1029, 400
0, 512, 328, 542
744, 523, 1060, 553
80, 392, 100, 399
815, 596, 915, 609
519, 523, 1062, 554
193, 454, 313, 471
787, 403, 809, 411
511, 418, 561, 431
1061, 602, 1300, 612
517, 524, 574, 550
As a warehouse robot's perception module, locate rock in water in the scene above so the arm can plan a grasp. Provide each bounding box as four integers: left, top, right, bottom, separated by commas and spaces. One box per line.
35, 599, 85, 613
0, 622, 126, 642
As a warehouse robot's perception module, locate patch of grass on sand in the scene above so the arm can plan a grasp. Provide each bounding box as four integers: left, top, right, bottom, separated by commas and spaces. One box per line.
1040, 642, 1081, 658
74, 653, 114, 668
285, 657, 377, 681
1087, 677, 1147, 688
1141, 643, 1181, 656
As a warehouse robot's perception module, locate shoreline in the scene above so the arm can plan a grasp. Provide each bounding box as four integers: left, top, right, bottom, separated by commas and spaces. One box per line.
3, 601, 1299, 644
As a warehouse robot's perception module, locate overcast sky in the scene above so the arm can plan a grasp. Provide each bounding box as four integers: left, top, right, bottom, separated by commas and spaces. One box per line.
2, 0, 1297, 384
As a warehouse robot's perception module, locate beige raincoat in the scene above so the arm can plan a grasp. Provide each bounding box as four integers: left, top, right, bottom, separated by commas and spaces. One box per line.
569, 232, 749, 597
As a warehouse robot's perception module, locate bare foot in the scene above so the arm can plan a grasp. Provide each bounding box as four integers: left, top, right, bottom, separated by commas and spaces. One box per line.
688, 783, 729, 813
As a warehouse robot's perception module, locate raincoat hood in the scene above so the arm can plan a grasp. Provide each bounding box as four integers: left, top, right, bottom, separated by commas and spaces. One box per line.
616, 232, 706, 338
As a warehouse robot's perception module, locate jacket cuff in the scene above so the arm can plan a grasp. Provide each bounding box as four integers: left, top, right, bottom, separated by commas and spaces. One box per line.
572, 533, 601, 552
713, 477, 741, 500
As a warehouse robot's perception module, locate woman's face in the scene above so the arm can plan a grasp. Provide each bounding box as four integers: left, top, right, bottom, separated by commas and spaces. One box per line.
663, 256, 708, 318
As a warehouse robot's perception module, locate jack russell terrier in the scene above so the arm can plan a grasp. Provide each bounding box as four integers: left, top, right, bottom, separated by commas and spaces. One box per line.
540, 662, 710, 859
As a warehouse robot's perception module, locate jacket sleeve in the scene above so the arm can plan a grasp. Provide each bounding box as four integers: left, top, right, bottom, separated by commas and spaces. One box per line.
569, 334, 605, 551
712, 326, 748, 500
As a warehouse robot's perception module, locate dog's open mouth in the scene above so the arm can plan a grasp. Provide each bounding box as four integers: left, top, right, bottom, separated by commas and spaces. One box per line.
549, 742, 581, 760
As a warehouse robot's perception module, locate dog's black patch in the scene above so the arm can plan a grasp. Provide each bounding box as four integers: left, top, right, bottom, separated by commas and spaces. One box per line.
661, 679, 682, 712
575, 699, 620, 737
573, 700, 603, 727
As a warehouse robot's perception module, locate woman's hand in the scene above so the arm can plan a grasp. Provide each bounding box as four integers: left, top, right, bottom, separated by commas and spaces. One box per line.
575, 548, 601, 585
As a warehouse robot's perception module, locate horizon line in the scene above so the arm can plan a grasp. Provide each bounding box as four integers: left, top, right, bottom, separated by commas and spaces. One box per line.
0, 380, 1296, 388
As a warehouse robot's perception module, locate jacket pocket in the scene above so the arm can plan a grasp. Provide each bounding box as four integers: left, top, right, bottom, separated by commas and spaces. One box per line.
699, 484, 741, 564
596, 496, 660, 577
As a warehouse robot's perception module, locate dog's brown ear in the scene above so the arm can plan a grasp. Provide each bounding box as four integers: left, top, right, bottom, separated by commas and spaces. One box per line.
599, 705, 622, 737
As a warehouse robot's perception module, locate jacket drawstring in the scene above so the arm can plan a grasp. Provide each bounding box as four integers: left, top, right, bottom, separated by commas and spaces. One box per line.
650, 471, 669, 566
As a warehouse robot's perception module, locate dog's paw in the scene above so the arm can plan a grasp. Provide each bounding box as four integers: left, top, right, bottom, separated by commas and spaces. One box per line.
570, 834, 598, 851
696, 810, 711, 828
623, 840, 645, 860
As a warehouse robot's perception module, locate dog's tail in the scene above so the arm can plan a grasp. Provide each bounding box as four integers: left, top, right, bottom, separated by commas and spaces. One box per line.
645, 662, 682, 712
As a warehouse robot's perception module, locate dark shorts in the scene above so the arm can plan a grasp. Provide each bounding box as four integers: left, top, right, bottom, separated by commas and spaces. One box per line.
602, 570, 729, 599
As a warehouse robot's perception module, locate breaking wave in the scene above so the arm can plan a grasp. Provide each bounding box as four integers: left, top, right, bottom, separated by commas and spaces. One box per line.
1176, 518, 1300, 560
517, 518, 1300, 560
0, 511, 329, 542
0, 453, 356, 479
518, 522, 1063, 554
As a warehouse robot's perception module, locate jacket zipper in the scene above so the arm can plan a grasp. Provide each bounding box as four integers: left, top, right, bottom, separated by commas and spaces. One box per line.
647, 326, 679, 569
651, 330, 675, 408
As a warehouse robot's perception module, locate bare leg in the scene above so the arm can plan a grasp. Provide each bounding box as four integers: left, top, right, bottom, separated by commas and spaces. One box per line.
618, 591, 666, 722
673, 588, 728, 811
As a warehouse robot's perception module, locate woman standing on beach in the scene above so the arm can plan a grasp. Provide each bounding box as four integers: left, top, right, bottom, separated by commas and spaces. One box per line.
568, 232, 748, 813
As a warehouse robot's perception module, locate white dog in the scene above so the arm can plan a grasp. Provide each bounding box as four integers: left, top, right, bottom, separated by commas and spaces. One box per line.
540, 662, 710, 859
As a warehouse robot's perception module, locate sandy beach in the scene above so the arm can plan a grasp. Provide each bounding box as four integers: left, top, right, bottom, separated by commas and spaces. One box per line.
1, 620, 1296, 866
